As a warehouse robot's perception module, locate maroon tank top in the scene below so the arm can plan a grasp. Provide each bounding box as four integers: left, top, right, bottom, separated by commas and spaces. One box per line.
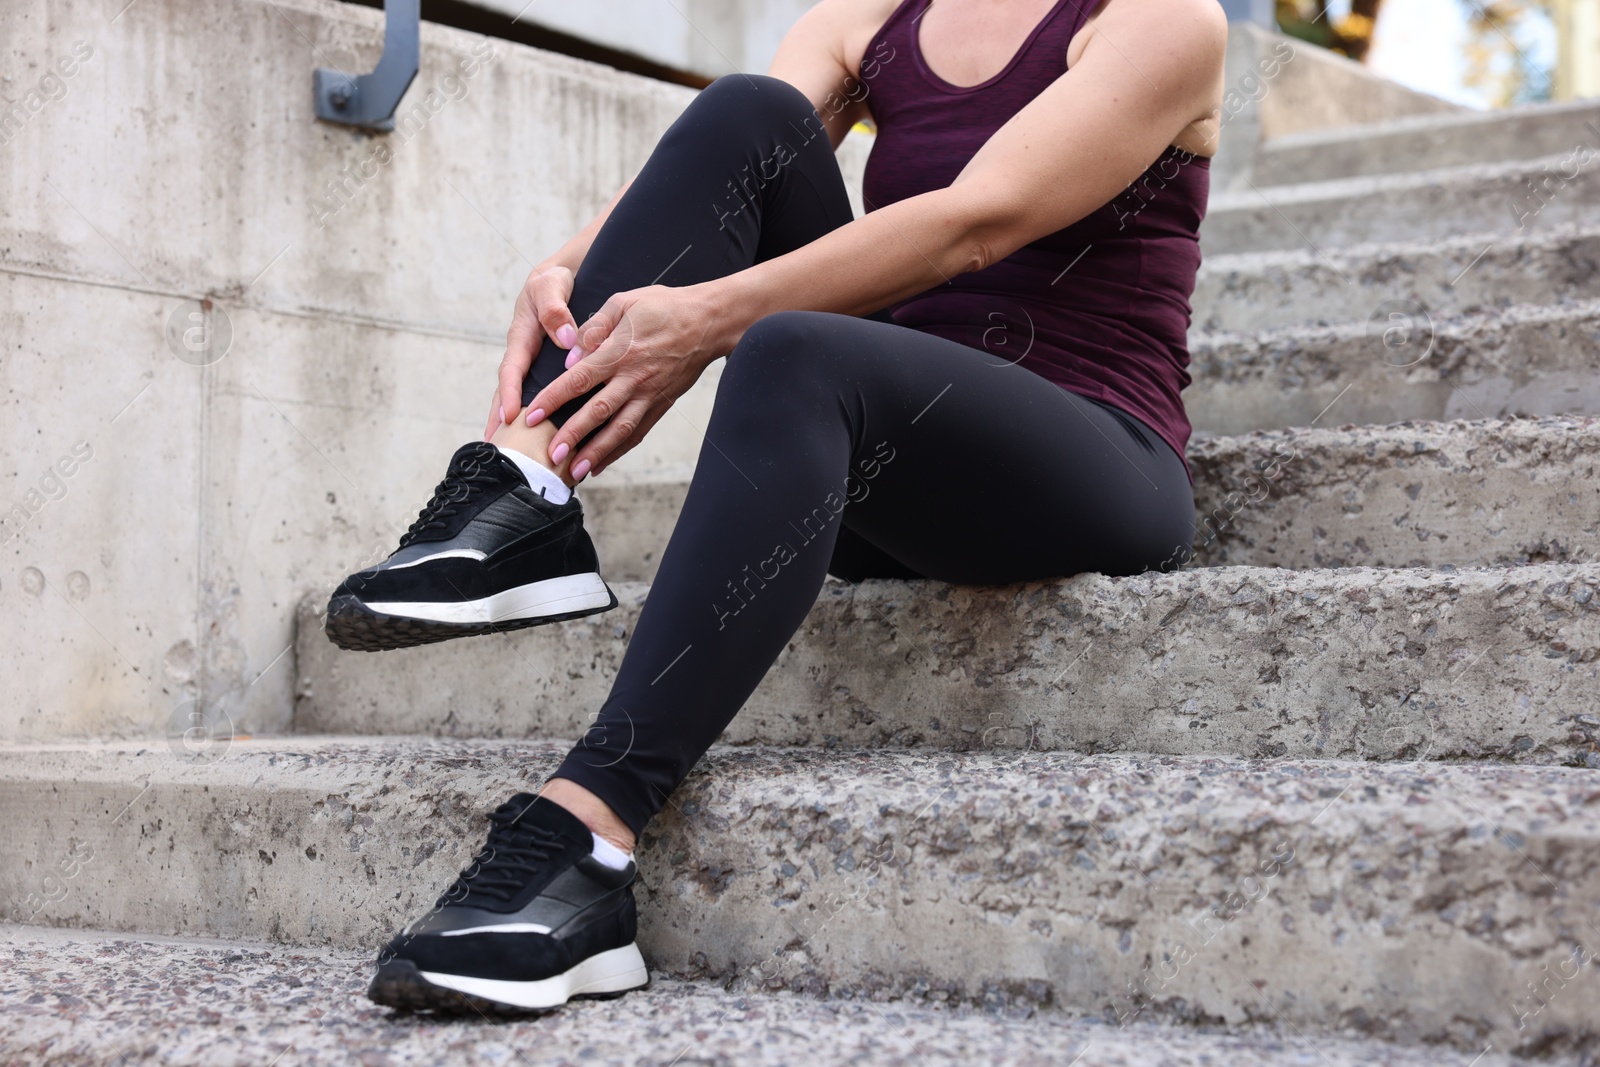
860, 0, 1209, 468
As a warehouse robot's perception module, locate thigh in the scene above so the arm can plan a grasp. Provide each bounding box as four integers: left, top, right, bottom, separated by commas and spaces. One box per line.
789, 314, 1195, 583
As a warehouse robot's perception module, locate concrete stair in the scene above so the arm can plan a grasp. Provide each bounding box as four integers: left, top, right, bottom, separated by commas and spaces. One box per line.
1202, 152, 1600, 255
5, 9, 1599, 1065
1250, 98, 1600, 185
576, 416, 1599, 582
293, 561, 1600, 762
1, 926, 1525, 1067
5, 739, 1599, 1056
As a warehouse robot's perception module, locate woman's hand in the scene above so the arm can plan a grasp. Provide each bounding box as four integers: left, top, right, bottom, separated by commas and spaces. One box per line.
523, 283, 728, 478
485, 263, 580, 440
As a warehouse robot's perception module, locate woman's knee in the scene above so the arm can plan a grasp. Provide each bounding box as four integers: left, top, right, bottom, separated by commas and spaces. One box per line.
692, 74, 818, 130
721, 311, 837, 397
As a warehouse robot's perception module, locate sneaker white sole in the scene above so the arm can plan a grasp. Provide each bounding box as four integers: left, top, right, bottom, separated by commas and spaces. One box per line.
365, 572, 612, 625
418, 943, 648, 1009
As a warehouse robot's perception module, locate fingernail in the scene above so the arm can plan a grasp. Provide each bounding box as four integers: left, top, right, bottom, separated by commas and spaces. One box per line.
525, 407, 545, 426
499, 403, 506, 425
551, 441, 570, 464
565, 346, 585, 370
571, 458, 591, 479
556, 324, 577, 348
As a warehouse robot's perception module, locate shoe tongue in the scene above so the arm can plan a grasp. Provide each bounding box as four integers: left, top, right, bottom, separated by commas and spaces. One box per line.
499, 793, 593, 852
448, 440, 505, 476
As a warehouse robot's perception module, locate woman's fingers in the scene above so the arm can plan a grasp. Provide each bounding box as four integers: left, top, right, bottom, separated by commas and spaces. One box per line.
570, 395, 657, 479
484, 391, 504, 442
500, 301, 544, 429
546, 376, 635, 467
587, 400, 670, 477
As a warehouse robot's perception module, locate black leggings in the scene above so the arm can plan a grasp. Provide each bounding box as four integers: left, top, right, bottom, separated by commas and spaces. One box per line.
527, 76, 1195, 833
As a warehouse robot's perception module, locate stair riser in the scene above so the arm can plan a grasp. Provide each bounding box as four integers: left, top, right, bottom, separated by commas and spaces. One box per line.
1202, 161, 1600, 254
1252, 103, 1600, 185
293, 565, 1600, 762
1188, 419, 1600, 570
3, 743, 1596, 1053
1188, 304, 1600, 437
1194, 228, 1600, 333
583, 421, 1600, 579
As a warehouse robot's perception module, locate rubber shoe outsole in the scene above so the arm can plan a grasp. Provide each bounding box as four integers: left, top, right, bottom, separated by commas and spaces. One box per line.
367, 957, 648, 1016
325, 586, 619, 653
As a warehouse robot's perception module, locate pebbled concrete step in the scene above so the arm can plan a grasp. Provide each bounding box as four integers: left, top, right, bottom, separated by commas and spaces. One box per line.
292, 561, 1600, 761
1187, 416, 1600, 570
1193, 224, 1600, 334
1185, 298, 1600, 436
1251, 97, 1600, 185
2, 740, 1597, 1054
1201, 153, 1600, 255
0, 925, 1531, 1067
582, 417, 1598, 581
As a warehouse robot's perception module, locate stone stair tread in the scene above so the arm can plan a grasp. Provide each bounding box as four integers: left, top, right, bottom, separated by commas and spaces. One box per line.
0, 924, 1526, 1067
1252, 97, 1600, 184
1200, 151, 1600, 255
4, 738, 1599, 1052
294, 558, 1600, 760
1209, 148, 1592, 207
1193, 223, 1600, 333
1188, 292, 1600, 348
587, 416, 1600, 574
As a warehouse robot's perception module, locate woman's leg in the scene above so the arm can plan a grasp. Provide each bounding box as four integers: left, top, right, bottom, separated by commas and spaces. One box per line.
553, 311, 1195, 835
505, 74, 867, 437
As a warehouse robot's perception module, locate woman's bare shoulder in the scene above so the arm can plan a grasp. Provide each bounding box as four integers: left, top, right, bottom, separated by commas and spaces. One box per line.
784, 0, 907, 78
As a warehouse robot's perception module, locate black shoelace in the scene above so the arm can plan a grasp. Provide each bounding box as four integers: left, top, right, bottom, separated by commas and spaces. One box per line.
398, 445, 504, 548
438, 798, 569, 908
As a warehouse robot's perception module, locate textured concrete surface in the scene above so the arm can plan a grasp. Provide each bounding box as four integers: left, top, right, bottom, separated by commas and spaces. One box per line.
1188, 417, 1600, 569
1212, 25, 1462, 190
2, 740, 1598, 1053
294, 562, 1600, 763
1202, 153, 1600, 255
586, 417, 1597, 580
1186, 299, 1600, 436
1253, 97, 1600, 185
465, 0, 814, 81
1193, 224, 1600, 333
1, 926, 1536, 1067
0, 0, 889, 743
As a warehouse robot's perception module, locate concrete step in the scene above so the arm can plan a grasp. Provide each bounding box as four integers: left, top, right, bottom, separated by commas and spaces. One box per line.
3, 739, 1597, 1054
293, 561, 1600, 763
1201, 153, 1600, 255
1251, 98, 1600, 185
1188, 416, 1599, 570
1193, 224, 1600, 334
583, 417, 1598, 581
0, 926, 1531, 1067
1186, 298, 1600, 437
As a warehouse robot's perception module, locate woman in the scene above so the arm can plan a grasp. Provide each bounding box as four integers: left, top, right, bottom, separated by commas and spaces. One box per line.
331, 0, 1225, 1013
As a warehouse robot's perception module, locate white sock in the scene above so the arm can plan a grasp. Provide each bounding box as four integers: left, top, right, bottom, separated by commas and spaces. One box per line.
496, 445, 571, 505
590, 832, 632, 871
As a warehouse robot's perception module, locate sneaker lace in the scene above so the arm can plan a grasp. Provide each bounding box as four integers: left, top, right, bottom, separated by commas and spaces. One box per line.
438, 798, 568, 908
398, 446, 503, 548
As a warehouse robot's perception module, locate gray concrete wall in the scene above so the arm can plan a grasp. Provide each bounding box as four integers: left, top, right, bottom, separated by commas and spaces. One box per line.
467, 0, 816, 80
0, 0, 717, 742
0, 0, 875, 744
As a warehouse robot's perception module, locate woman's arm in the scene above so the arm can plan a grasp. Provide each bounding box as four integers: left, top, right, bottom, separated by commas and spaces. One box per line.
530, 0, 1225, 475
710, 0, 1226, 345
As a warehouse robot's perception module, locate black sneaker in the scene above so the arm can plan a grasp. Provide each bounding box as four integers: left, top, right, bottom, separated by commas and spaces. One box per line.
325, 441, 617, 651
368, 793, 648, 1014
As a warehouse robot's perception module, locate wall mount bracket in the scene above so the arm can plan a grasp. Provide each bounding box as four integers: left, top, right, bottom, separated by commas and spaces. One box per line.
313, 0, 420, 132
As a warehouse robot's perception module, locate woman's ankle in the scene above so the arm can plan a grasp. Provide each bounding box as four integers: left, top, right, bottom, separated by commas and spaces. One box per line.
490, 411, 577, 487
540, 777, 637, 853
